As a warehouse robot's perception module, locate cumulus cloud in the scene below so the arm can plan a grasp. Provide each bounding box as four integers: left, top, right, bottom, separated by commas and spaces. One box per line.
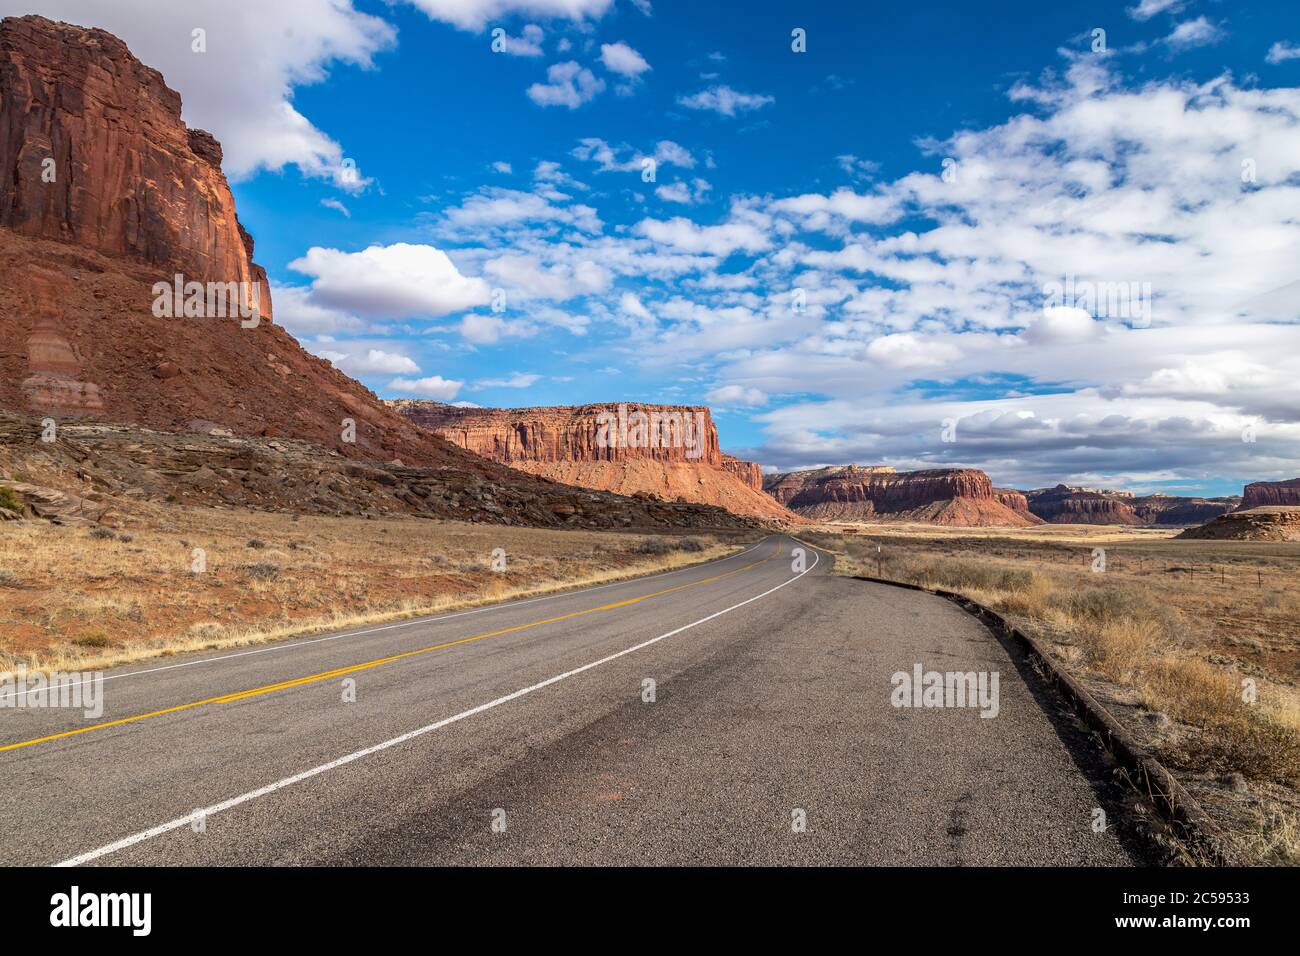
473, 371, 542, 388
1164, 17, 1226, 51
403, 0, 614, 31
0, 0, 393, 188
387, 374, 464, 399
320, 347, 421, 375
706, 385, 767, 407
493, 24, 544, 56
676, 85, 774, 116
1126, 0, 1183, 21
634, 216, 770, 255
289, 243, 491, 318
600, 41, 650, 77
1267, 41, 1300, 64
527, 61, 605, 108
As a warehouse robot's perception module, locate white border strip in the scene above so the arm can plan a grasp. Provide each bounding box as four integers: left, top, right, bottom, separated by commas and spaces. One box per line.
1, 540, 767, 702
55, 544, 819, 867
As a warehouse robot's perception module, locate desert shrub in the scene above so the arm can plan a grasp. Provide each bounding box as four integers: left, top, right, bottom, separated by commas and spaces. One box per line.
0, 486, 22, 514
676, 538, 707, 552
632, 538, 673, 556
0, 569, 18, 587
88, 526, 116, 540
244, 562, 281, 581
247, 539, 267, 549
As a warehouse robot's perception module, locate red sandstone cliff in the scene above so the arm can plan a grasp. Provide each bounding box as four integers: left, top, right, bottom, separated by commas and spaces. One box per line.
1242, 478, 1300, 508
762, 465, 1036, 526
389, 401, 789, 520
0, 16, 269, 315
0, 16, 491, 470
721, 453, 763, 491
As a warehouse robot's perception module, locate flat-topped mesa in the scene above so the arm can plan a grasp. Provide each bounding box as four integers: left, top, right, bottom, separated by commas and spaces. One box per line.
389, 400, 789, 521
762, 465, 1037, 526
1242, 478, 1300, 509
392, 401, 723, 466
0, 15, 269, 316
1025, 484, 1238, 526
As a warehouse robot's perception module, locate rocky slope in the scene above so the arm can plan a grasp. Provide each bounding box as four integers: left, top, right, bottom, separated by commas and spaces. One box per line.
1025, 485, 1238, 526
762, 465, 1038, 526
0, 413, 757, 531
389, 401, 789, 520
1178, 507, 1300, 542
1241, 478, 1300, 509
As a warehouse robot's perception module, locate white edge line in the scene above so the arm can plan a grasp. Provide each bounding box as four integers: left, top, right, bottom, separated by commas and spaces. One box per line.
54, 543, 819, 867
0, 539, 769, 702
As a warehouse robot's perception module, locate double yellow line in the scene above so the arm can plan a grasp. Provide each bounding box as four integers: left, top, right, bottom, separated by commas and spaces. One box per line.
0, 545, 777, 754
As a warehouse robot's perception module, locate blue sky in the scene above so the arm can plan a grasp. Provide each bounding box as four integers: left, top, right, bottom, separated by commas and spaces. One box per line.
15, 0, 1300, 495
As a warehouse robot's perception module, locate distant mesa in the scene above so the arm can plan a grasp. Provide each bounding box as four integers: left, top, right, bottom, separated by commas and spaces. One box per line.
1023, 484, 1238, 527
1180, 478, 1300, 540
389, 400, 791, 521
763, 464, 1039, 527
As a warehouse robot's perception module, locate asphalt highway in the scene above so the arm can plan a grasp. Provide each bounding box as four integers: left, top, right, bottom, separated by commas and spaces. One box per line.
0, 535, 1141, 865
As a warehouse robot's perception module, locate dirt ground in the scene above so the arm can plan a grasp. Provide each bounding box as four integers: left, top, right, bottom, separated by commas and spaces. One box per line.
0, 503, 755, 673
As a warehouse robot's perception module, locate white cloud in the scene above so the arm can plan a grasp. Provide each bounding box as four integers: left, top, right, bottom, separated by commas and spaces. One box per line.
387, 374, 464, 399
289, 243, 491, 318
1022, 307, 1102, 346
321, 347, 421, 375
320, 198, 351, 217
437, 187, 602, 238
572, 138, 694, 172
634, 216, 770, 255
600, 41, 650, 77
527, 61, 605, 108
492, 161, 514, 174
493, 24, 544, 56
403, 0, 613, 31
474, 371, 542, 388
0, 0, 394, 188
1164, 17, 1225, 50
676, 85, 774, 117
655, 178, 711, 204
270, 283, 366, 336
706, 385, 767, 407
864, 333, 962, 370
1267, 41, 1300, 64
457, 313, 537, 344
1127, 0, 1182, 21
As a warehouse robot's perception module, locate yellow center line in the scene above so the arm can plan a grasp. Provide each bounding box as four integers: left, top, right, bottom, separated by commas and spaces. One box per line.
0, 544, 780, 754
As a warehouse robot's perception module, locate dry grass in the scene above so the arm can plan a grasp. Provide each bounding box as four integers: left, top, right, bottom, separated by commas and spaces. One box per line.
803, 525, 1300, 864
0, 503, 754, 674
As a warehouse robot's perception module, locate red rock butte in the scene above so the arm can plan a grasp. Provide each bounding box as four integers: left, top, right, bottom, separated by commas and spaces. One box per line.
389, 401, 792, 520
764, 465, 1040, 526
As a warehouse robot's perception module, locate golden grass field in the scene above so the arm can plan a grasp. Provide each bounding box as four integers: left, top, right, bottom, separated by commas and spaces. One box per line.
801, 522, 1300, 864
0, 504, 754, 674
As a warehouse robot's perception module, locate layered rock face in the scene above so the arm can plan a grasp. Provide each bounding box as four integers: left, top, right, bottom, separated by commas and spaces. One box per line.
1025, 485, 1238, 526
0, 15, 269, 315
390, 401, 789, 520
721, 453, 762, 491
762, 465, 1038, 526
1242, 479, 1300, 508
0, 16, 493, 472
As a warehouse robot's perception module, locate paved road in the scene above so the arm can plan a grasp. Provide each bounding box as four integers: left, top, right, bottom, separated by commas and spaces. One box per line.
0, 535, 1143, 865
